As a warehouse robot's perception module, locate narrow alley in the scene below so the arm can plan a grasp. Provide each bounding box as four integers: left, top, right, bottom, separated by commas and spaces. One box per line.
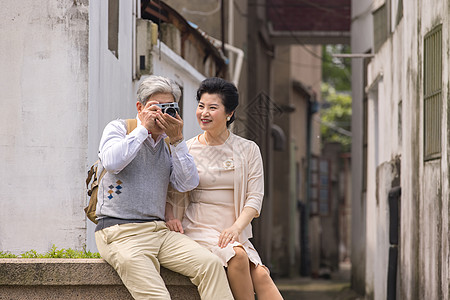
275, 262, 362, 300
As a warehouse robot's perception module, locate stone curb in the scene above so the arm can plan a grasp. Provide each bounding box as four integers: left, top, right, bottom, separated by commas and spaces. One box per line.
0, 259, 200, 300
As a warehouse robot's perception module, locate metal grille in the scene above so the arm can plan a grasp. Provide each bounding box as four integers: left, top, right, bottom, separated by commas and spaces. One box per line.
424, 25, 442, 160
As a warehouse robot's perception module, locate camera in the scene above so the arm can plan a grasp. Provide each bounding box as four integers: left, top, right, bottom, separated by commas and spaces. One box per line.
153, 102, 180, 118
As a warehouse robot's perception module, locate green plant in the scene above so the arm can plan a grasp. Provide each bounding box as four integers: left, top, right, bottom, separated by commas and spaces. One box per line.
320, 83, 352, 152
0, 251, 18, 258
0, 245, 101, 259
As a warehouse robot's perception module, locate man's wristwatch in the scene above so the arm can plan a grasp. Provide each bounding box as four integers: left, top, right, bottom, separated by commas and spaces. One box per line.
170, 138, 183, 147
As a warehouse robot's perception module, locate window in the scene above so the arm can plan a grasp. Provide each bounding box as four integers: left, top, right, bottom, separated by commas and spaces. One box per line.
423, 25, 442, 161
373, 3, 389, 52
108, 0, 119, 58
309, 157, 331, 216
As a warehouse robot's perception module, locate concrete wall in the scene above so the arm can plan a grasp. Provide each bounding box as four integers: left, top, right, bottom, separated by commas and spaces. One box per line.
0, 0, 89, 254
360, 0, 450, 299
350, 0, 373, 294
272, 45, 292, 276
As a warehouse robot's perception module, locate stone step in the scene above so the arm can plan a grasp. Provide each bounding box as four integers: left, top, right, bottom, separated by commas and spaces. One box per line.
0, 258, 200, 300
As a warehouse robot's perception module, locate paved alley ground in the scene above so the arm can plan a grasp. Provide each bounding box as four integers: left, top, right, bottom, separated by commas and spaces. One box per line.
274, 262, 364, 300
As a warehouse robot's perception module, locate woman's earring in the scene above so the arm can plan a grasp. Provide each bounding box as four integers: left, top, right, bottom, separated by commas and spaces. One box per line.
227, 116, 231, 121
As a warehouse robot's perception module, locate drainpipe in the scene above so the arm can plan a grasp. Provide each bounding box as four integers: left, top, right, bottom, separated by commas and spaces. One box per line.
187, 22, 244, 87
228, 0, 234, 76
301, 93, 319, 276
220, 0, 225, 54
205, 37, 244, 87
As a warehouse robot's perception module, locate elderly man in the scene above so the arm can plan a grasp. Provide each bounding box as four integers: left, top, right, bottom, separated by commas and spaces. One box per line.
94, 75, 234, 300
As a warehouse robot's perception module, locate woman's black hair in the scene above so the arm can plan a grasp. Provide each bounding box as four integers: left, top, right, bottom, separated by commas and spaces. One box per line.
196, 77, 238, 127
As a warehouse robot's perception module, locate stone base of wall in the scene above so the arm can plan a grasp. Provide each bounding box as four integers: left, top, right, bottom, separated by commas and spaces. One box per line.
0, 259, 200, 300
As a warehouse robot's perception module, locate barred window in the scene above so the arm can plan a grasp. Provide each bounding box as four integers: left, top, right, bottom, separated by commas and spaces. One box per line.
423, 25, 442, 161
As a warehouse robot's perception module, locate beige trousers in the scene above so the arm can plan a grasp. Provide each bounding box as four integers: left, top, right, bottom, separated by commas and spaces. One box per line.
95, 221, 234, 300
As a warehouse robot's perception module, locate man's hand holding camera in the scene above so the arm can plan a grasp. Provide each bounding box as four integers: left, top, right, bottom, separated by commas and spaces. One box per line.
139, 100, 162, 133
138, 100, 183, 145
155, 106, 183, 145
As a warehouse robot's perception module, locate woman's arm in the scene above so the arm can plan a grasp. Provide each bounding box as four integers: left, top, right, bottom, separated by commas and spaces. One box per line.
218, 207, 258, 248
218, 141, 264, 248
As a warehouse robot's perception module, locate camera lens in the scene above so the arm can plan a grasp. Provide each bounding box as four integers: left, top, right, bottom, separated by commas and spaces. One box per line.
165, 108, 177, 117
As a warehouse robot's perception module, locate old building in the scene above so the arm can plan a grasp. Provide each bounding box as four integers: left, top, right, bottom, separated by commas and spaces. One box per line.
351, 0, 450, 298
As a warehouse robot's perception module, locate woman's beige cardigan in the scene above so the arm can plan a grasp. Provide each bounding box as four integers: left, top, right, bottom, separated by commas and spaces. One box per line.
167, 132, 264, 242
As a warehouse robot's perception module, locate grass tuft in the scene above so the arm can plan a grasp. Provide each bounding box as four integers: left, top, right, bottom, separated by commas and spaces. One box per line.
0, 245, 101, 259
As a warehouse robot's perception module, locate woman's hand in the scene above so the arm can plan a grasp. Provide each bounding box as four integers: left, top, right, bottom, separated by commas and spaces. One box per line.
218, 207, 258, 248
165, 202, 184, 233
166, 218, 184, 233
218, 225, 241, 248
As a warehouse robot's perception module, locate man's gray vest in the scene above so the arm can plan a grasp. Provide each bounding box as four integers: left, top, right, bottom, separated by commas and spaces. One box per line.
96, 136, 171, 221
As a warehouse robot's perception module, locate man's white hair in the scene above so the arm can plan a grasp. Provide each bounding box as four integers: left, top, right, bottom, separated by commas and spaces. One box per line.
137, 75, 181, 104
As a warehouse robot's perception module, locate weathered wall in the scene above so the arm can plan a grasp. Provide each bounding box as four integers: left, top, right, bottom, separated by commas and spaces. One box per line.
363, 0, 450, 299
415, 1, 449, 298
397, 1, 420, 298
365, 21, 404, 298
0, 0, 89, 253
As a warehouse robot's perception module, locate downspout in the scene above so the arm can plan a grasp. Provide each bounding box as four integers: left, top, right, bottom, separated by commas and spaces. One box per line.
187, 21, 244, 87
220, 0, 225, 54
132, 0, 137, 80
204, 37, 244, 87
301, 93, 319, 276
228, 0, 234, 77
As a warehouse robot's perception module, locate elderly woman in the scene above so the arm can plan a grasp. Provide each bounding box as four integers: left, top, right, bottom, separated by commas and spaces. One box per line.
166, 77, 283, 300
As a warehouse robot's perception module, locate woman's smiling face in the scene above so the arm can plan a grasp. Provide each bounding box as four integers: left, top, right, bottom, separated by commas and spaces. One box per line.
196, 93, 230, 132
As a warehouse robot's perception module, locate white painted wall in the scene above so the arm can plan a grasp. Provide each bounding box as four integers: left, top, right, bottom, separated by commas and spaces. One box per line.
0, 0, 89, 253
